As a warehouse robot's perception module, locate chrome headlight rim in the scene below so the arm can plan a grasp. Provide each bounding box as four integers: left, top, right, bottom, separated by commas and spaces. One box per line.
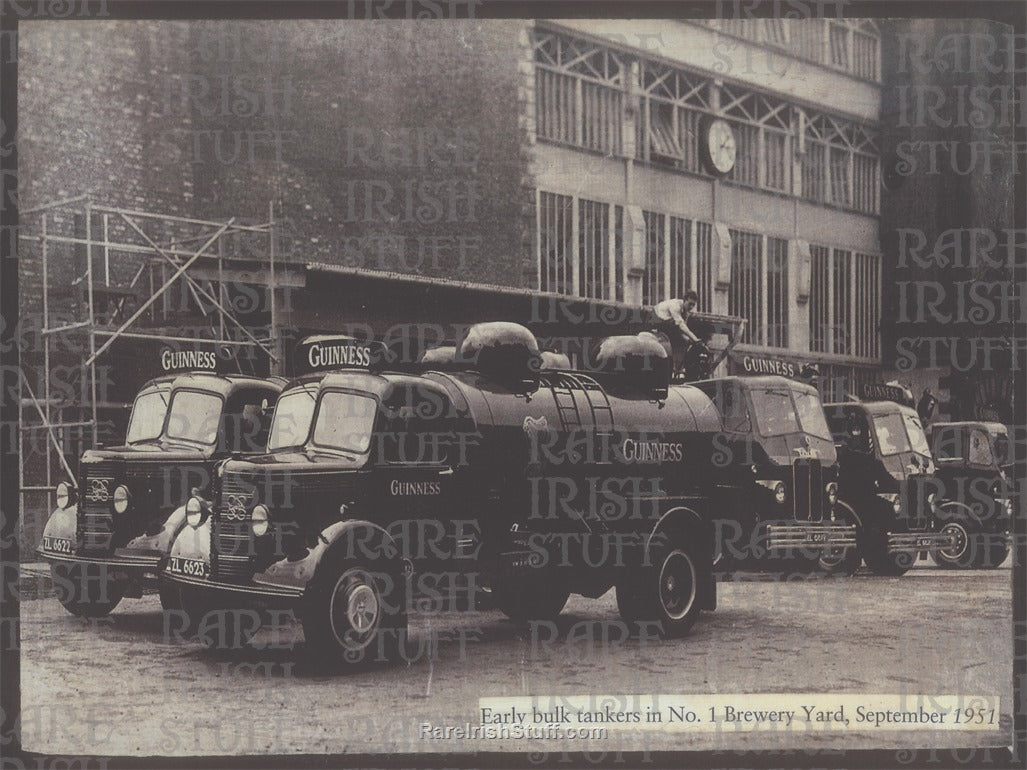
755, 479, 787, 505
251, 504, 270, 537
113, 484, 130, 514
185, 496, 205, 528
56, 481, 74, 510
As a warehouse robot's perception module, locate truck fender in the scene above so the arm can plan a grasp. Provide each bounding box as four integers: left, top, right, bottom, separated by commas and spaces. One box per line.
40, 504, 78, 545
122, 505, 188, 559
644, 506, 716, 611
934, 499, 979, 525
166, 516, 211, 566
835, 500, 864, 531
253, 519, 409, 597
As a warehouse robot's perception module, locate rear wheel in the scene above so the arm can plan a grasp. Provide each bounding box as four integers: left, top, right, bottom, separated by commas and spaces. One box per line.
860, 529, 914, 576
50, 563, 123, 618
302, 564, 405, 667
616, 538, 704, 638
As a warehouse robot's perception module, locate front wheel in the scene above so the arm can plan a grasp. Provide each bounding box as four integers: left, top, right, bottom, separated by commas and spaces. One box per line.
860, 529, 914, 576
617, 541, 704, 638
50, 563, 124, 618
301, 564, 405, 667
930, 520, 976, 569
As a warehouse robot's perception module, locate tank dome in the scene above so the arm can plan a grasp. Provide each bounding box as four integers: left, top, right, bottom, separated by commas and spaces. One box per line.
457, 322, 541, 391
592, 333, 671, 398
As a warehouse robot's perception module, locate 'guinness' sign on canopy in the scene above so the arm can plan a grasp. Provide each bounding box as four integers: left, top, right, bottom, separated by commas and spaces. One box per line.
158, 343, 233, 374
860, 382, 915, 407
295, 336, 388, 376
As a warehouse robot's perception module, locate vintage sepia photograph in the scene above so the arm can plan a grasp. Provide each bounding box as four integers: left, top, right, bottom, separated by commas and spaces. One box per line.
1, 1, 1023, 766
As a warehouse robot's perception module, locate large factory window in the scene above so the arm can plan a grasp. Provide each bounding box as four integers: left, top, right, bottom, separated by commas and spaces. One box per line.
538, 191, 623, 301
766, 237, 789, 348
728, 229, 764, 345
538, 192, 573, 294
532, 30, 625, 156
642, 211, 666, 305
704, 18, 880, 82
799, 109, 879, 214
578, 199, 610, 300
637, 59, 711, 172
810, 245, 880, 360
721, 85, 791, 192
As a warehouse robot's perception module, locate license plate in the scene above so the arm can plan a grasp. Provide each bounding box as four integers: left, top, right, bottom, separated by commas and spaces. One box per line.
168, 556, 209, 579
42, 536, 74, 555
804, 533, 828, 544
915, 537, 934, 548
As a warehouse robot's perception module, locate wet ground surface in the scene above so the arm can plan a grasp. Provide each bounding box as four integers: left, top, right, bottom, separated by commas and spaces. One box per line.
17, 559, 1014, 758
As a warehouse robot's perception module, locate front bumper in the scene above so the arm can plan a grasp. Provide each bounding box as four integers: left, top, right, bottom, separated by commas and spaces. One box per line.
886, 530, 959, 554
764, 524, 858, 552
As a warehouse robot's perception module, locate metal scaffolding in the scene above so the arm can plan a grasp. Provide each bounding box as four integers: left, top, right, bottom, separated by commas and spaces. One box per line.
17, 196, 282, 517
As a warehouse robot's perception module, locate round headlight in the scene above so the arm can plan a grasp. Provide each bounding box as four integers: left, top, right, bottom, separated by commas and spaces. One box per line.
251, 504, 269, 537
113, 485, 130, 514
56, 482, 72, 509
186, 497, 204, 528
927, 492, 936, 505
774, 482, 786, 505
826, 482, 838, 505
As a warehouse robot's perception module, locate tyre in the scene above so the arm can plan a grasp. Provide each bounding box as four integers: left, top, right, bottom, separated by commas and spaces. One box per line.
173, 588, 260, 650
930, 520, 976, 570
50, 563, 123, 618
158, 582, 183, 612
970, 536, 1009, 570
860, 530, 914, 576
616, 538, 704, 638
493, 580, 570, 624
816, 511, 862, 576
301, 564, 405, 667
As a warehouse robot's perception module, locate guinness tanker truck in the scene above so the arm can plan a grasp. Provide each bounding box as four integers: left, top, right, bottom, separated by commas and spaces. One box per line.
37, 344, 284, 617
162, 323, 856, 664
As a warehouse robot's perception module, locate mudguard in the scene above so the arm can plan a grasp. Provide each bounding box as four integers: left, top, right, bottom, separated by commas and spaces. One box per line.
38, 505, 77, 556
253, 519, 407, 595
167, 516, 211, 566
645, 506, 716, 611
119, 505, 188, 561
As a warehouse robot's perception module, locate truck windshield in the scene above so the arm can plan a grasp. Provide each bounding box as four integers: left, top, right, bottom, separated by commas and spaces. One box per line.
165, 390, 223, 445
903, 413, 931, 457
872, 413, 911, 456
312, 391, 378, 454
750, 389, 798, 437
125, 386, 171, 444
267, 387, 317, 451
793, 390, 833, 440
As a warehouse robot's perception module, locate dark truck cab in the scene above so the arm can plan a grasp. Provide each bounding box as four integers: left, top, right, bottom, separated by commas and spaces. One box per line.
163, 325, 724, 664
825, 392, 954, 575
690, 375, 856, 572
926, 421, 1012, 569
37, 346, 283, 617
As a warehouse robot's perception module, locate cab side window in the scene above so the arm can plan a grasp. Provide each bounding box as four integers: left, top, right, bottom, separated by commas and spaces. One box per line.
378, 387, 453, 465
931, 427, 960, 461
222, 388, 278, 453
969, 429, 994, 466
843, 409, 872, 454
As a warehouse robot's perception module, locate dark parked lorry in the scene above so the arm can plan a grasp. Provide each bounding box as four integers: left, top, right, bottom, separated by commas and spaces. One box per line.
824, 391, 955, 576
927, 421, 1012, 569
689, 373, 856, 573
37, 345, 283, 617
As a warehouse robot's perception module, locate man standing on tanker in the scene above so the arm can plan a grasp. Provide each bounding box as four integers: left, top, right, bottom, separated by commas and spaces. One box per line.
649, 291, 703, 377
